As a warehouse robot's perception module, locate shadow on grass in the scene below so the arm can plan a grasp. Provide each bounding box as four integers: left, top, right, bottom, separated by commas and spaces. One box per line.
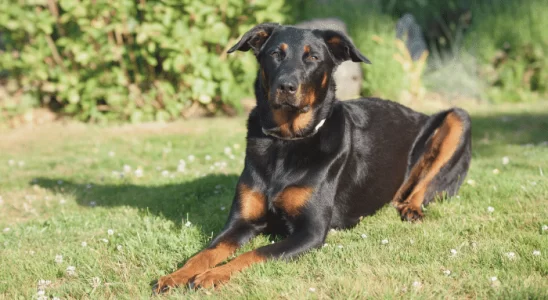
33, 174, 239, 234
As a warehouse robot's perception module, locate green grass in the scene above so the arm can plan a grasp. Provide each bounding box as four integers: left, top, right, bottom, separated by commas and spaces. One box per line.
1, 102, 548, 299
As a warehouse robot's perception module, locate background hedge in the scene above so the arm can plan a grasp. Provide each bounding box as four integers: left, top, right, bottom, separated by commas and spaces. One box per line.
0, 0, 286, 122
1, 0, 547, 123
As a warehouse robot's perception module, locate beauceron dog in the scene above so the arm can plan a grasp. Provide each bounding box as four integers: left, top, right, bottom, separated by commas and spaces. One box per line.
154, 23, 471, 293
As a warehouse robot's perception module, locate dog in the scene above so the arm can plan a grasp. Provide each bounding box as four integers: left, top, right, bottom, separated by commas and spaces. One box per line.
154, 23, 471, 293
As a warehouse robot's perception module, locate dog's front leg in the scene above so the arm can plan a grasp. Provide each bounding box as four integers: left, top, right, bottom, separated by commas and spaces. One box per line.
192, 206, 332, 289
154, 179, 268, 293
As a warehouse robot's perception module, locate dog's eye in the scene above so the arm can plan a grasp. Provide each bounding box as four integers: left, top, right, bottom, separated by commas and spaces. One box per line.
307, 55, 319, 61
271, 51, 281, 58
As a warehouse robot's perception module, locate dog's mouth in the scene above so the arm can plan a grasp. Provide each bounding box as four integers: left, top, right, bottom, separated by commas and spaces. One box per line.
271, 102, 311, 113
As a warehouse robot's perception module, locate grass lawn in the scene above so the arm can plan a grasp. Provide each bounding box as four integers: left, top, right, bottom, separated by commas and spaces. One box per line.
1, 101, 547, 299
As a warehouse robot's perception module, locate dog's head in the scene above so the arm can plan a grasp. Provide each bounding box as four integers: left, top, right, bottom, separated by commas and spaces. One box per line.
228, 23, 370, 139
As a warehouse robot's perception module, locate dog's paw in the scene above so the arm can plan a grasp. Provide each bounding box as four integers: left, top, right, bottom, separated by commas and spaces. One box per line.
153, 272, 196, 294
396, 203, 424, 222
192, 268, 231, 289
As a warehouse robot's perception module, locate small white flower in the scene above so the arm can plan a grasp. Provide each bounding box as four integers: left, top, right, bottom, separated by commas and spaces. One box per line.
177, 160, 186, 173
205, 155, 212, 161
215, 184, 222, 190
37, 279, 51, 287
337, 245, 344, 249
450, 249, 457, 256
229, 154, 235, 160
309, 287, 316, 293
487, 206, 495, 213
101, 238, 109, 243
53, 297, 60, 300
59, 198, 66, 205
187, 155, 195, 162
81, 241, 87, 247
89, 201, 97, 207
502, 156, 509, 165
505, 252, 516, 259
66, 266, 76, 276
412, 281, 422, 289
233, 144, 241, 150
8, 159, 15, 166
185, 221, 192, 227
91, 277, 101, 288
220, 206, 226, 211
161, 170, 169, 177
361, 233, 367, 239
542, 225, 548, 231
18, 161, 25, 167
108, 151, 116, 157
107, 229, 114, 236
490, 276, 498, 282
381, 239, 389, 245
37, 290, 45, 296
532, 250, 541, 256
323, 243, 329, 247
57, 180, 64, 185
116, 245, 123, 251
466, 179, 476, 186
443, 270, 451, 276
3, 227, 10, 233
492, 169, 500, 175
134, 168, 144, 177
409, 239, 415, 244
55, 254, 63, 263
123, 165, 132, 173
224, 147, 232, 155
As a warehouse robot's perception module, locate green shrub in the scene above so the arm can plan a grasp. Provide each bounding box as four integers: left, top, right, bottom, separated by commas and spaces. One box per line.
464, 0, 548, 102
0, 0, 287, 122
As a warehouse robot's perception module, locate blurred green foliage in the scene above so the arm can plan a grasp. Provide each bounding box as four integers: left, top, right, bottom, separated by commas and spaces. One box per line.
1, 0, 547, 123
0, 0, 286, 122
295, 0, 547, 103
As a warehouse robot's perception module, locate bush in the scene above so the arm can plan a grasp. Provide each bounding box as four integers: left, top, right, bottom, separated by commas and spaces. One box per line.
0, 0, 287, 122
464, 0, 547, 102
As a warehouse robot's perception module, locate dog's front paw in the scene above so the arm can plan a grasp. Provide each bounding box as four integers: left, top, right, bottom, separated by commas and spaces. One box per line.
192, 268, 231, 289
153, 272, 196, 294
396, 202, 424, 222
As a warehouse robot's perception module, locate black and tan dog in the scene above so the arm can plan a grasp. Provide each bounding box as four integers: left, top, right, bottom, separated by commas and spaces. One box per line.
154, 23, 471, 292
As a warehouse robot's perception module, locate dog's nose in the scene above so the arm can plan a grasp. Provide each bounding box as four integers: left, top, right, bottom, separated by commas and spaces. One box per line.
277, 81, 297, 94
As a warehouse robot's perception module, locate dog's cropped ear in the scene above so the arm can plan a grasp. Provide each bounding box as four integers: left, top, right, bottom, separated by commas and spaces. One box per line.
318, 30, 371, 64
227, 23, 280, 55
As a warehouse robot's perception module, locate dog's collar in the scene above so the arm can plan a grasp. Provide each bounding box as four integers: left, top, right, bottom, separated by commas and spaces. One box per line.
262, 119, 326, 141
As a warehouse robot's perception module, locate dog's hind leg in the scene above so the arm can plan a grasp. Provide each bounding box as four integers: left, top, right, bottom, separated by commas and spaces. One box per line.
392, 108, 472, 221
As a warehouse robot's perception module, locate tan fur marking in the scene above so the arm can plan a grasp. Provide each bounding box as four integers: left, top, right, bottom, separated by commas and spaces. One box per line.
239, 183, 266, 221
272, 109, 291, 137
321, 72, 328, 88
192, 250, 266, 288
155, 242, 237, 291
280, 43, 288, 51
274, 186, 313, 216
327, 36, 341, 45
292, 111, 313, 134
393, 112, 464, 219
303, 45, 311, 55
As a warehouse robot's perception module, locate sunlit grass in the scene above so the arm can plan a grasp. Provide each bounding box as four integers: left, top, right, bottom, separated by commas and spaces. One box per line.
1, 103, 547, 299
